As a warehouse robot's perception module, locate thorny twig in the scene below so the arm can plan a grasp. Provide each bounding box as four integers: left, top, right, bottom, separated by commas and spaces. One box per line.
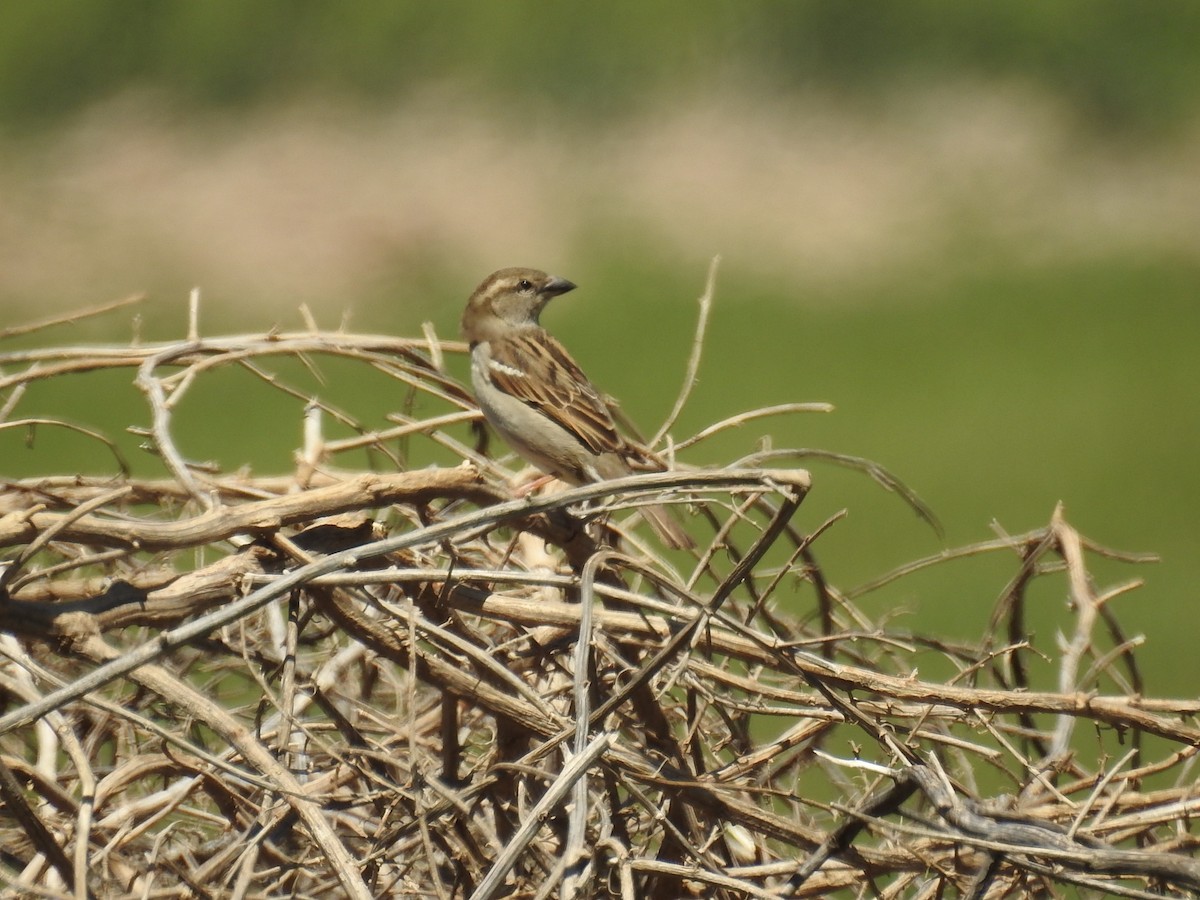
0, 301, 1193, 898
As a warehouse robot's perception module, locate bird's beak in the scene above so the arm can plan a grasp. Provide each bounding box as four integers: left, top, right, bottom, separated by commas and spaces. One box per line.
542, 276, 576, 297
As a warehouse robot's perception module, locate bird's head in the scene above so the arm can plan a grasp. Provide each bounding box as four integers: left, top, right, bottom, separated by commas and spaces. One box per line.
461, 267, 576, 342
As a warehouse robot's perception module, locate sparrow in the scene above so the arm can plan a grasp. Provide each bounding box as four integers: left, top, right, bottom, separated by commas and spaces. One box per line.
461, 267, 693, 549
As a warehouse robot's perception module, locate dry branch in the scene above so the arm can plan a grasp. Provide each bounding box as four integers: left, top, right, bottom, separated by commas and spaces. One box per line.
0, 318, 1195, 898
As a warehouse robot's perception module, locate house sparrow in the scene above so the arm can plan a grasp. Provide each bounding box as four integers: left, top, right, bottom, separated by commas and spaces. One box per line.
461, 267, 693, 549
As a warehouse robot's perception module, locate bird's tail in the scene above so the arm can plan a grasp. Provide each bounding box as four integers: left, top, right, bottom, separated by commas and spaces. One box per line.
641, 502, 694, 550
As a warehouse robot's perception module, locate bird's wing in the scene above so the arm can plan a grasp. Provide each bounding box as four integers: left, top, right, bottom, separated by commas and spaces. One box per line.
485, 331, 622, 457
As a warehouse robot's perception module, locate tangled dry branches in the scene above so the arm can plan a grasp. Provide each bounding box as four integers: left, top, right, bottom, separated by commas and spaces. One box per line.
0, 295, 1197, 899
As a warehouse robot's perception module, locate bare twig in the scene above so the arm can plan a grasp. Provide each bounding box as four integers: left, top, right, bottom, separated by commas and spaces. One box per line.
0, 293, 144, 340
651, 254, 719, 449
0, 314, 1193, 898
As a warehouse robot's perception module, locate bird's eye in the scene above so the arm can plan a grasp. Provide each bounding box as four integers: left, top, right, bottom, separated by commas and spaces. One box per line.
517, 279, 533, 292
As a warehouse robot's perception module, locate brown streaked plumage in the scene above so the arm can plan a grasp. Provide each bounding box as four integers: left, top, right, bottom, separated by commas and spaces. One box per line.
461, 267, 693, 549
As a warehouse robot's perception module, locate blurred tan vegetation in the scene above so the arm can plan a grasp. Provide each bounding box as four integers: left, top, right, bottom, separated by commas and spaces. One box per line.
3, 87, 1200, 324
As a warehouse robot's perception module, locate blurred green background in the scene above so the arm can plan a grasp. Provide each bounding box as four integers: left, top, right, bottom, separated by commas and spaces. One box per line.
1, 3, 1197, 690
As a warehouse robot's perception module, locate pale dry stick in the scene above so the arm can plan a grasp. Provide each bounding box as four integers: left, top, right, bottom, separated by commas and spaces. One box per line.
0, 639, 59, 776
92, 762, 204, 827
844, 531, 1057, 601
889, 720, 1005, 762
738, 446, 941, 535
0, 485, 132, 595
156, 355, 205, 409
672, 403, 835, 453
562, 550, 620, 900
1013, 859, 1181, 900
1082, 634, 1146, 695
8, 548, 134, 595
604, 766, 731, 887
627, 858, 813, 900
827, 801, 1173, 900
708, 718, 832, 786
813, 749, 898, 779
0, 334, 450, 393
375, 356, 476, 412
372, 592, 565, 723
94, 778, 203, 873
385, 410, 505, 480
1090, 793, 1200, 841
746, 508, 845, 631
262, 338, 448, 393
532, 854, 577, 900
0, 344, 145, 367
277, 594, 303, 773
261, 565, 578, 593
418, 815, 454, 900
299, 400, 324, 480
0, 353, 151, 393
1047, 505, 1098, 763
969, 709, 1073, 807
421, 321, 445, 373
186, 288, 201, 342
76, 637, 374, 900
1075, 579, 1144, 687
0, 293, 145, 340
1, 638, 287, 796
908, 759, 1200, 894
135, 346, 211, 507
0, 658, 96, 898
404, 599, 420, 809
0, 378, 26, 421
2, 471, 359, 504
322, 409, 481, 456
0, 469, 485, 552
469, 732, 614, 900
8, 850, 61, 896
683, 489, 766, 594
442, 588, 1200, 743
650, 254, 720, 450
1063, 744, 1200, 799
229, 839, 263, 900
53, 717, 94, 900
1067, 747, 1139, 841
316, 561, 1180, 758
595, 837, 636, 900
263, 560, 831, 621
289, 302, 316, 334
